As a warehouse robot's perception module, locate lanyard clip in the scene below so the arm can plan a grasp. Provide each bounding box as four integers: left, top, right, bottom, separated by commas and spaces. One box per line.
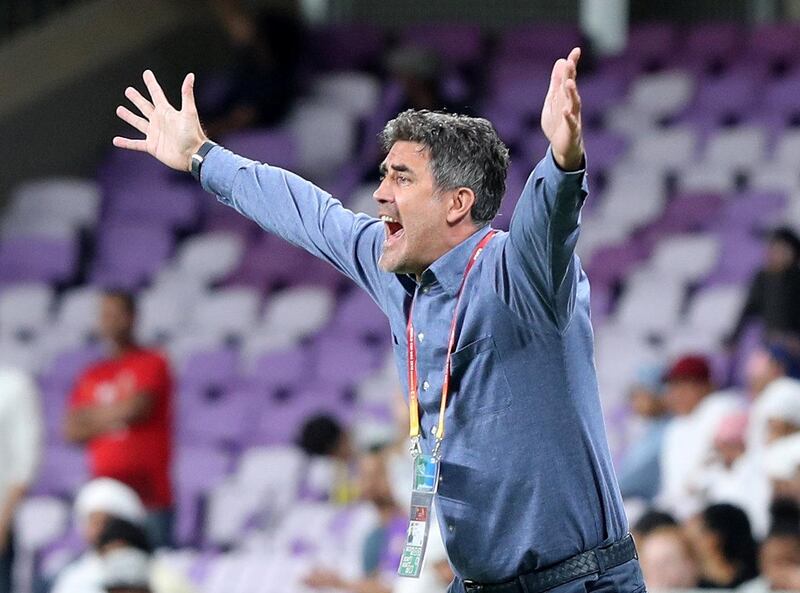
432, 438, 443, 461
410, 436, 422, 458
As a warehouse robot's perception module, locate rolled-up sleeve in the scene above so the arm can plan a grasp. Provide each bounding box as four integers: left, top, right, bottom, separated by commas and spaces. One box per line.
504, 146, 588, 328
201, 146, 388, 306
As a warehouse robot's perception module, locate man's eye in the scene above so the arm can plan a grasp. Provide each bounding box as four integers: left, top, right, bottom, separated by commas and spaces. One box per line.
398, 176, 409, 184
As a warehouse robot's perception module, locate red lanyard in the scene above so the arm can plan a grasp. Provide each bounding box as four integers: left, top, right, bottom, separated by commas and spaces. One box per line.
406, 230, 497, 454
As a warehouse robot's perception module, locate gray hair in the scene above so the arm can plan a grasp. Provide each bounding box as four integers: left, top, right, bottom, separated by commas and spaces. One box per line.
379, 110, 510, 226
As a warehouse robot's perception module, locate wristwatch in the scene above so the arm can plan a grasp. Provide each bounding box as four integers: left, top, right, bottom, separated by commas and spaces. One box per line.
190, 140, 218, 181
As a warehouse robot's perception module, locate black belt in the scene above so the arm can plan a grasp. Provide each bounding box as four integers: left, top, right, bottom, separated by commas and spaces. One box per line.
462, 534, 638, 593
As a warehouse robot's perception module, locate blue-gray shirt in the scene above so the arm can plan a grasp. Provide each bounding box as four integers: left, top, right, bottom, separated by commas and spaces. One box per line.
201, 145, 628, 583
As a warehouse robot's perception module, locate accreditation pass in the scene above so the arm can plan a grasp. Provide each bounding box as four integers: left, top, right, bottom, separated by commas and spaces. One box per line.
398, 453, 440, 578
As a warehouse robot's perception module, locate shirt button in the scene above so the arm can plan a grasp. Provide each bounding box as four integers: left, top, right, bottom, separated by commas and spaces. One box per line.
422, 286, 430, 294
418, 332, 424, 342
431, 425, 437, 435
447, 525, 454, 533
422, 380, 430, 391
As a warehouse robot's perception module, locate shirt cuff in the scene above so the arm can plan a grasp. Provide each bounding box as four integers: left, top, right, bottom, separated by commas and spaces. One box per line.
199, 145, 254, 198
537, 145, 588, 194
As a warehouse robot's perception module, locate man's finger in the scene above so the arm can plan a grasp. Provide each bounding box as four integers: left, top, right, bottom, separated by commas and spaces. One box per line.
143, 69, 170, 108
116, 106, 149, 135
125, 87, 154, 118
547, 58, 568, 99
112, 136, 148, 152
566, 79, 581, 115
180, 72, 197, 112
563, 110, 580, 133
567, 47, 581, 73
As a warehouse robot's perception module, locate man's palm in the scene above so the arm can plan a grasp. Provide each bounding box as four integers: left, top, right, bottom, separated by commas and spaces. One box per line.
541, 48, 584, 171
113, 70, 207, 172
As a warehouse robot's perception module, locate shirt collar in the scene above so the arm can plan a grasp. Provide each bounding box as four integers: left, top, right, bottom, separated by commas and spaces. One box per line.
396, 226, 495, 297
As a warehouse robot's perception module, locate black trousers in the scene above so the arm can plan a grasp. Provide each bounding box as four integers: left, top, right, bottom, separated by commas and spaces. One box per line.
0, 529, 14, 593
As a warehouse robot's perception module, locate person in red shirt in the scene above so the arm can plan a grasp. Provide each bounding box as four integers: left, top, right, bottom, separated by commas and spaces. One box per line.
65, 291, 174, 548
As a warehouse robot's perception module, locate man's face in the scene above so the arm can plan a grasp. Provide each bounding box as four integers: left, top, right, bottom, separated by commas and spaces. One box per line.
99, 295, 134, 346
664, 380, 709, 416
85, 511, 110, 546
766, 239, 795, 272
745, 350, 784, 397
357, 452, 393, 507
760, 535, 800, 590
374, 141, 453, 275
766, 418, 800, 444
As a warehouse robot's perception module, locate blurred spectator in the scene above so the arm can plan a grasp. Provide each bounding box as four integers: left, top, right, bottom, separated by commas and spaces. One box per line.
298, 414, 358, 504
304, 446, 406, 593
631, 509, 678, 542
728, 227, 800, 351
64, 291, 174, 548
740, 500, 800, 593
616, 364, 669, 501
386, 46, 464, 115
759, 378, 800, 444
638, 525, 700, 590
99, 547, 151, 593
765, 432, 800, 504
52, 478, 146, 593
658, 355, 743, 518
685, 503, 759, 589
745, 344, 800, 401
693, 411, 769, 536
203, 0, 304, 138
96, 519, 196, 593
0, 366, 42, 593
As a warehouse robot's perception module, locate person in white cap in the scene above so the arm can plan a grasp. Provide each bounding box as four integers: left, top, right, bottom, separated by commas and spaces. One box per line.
759, 378, 800, 445
52, 478, 146, 593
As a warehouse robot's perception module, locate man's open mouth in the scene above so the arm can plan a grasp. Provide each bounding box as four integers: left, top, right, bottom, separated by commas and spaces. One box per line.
381, 215, 405, 243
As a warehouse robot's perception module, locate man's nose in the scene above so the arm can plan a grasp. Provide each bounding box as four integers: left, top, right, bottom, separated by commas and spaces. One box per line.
373, 180, 392, 204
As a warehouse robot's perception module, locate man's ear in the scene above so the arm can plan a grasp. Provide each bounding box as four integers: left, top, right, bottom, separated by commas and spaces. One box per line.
446, 187, 476, 225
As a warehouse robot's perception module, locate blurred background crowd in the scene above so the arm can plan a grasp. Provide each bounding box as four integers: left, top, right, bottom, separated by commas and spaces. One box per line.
2, 0, 800, 592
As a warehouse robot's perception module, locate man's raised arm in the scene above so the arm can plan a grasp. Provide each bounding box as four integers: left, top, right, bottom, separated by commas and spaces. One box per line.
113, 71, 386, 303
504, 48, 589, 328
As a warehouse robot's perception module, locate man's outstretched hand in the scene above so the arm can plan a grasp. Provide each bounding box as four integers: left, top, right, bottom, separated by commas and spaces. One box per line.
541, 47, 584, 171
113, 70, 208, 172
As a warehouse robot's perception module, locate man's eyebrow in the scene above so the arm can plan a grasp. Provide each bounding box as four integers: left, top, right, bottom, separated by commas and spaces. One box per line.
391, 164, 412, 173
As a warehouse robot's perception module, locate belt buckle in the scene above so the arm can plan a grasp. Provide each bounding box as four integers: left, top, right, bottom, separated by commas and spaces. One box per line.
463, 580, 483, 592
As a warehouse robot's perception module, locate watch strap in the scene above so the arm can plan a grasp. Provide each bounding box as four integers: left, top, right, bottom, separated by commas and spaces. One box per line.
190, 140, 218, 181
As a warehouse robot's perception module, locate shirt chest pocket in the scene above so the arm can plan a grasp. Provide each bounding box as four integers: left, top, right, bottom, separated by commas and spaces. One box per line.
448, 335, 512, 417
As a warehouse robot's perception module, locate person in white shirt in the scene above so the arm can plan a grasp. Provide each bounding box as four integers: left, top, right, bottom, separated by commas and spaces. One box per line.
0, 366, 43, 593
657, 355, 743, 519
695, 411, 769, 536
52, 478, 147, 593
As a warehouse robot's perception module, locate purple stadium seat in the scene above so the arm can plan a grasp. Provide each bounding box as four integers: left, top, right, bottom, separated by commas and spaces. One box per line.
173, 446, 231, 546
586, 241, 648, 287
249, 346, 312, 392
582, 130, 628, 171
204, 199, 261, 236
312, 335, 385, 387
104, 180, 199, 231
39, 344, 104, 393
655, 192, 725, 234
704, 229, 764, 286
683, 23, 743, 69
714, 190, 788, 232
90, 224, 174, 289
307, 24, 387, 71
398, 23, 484, 66
495, 24, 583, 65
180, 388, 258, 449
218, 129, 299, 170
0, 235, 78, 286
250, 392, 351, 446
325, 289, 387, 341
31, 445, 89, 497
625, 22, 679, 70
748, 23, 800, 64
179, 347, 240, 395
